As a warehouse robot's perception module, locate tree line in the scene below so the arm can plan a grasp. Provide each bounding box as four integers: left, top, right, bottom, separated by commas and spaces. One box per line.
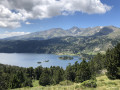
0, 59, 92, 89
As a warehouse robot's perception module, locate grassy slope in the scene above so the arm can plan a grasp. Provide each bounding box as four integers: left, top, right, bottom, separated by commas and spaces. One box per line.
11, 75, 120, 90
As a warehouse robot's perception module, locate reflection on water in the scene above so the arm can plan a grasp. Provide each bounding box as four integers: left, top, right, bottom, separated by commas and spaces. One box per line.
0, 53, 81, 69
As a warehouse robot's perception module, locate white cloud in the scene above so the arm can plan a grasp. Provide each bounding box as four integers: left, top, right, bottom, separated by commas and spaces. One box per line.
0, 5, 29, 28
0, 0, 112, 28
25, 22, 32, 25
0, 21, 21, 28
62, 0, 111, 14
0, 32, 30, 38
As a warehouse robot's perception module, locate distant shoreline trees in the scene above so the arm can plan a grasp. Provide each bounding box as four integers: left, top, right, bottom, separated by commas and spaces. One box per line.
59, 56, 73, 60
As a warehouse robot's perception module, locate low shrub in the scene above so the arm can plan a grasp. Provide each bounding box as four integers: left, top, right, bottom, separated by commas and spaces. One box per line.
107, 81, 118, 86
75, 85, 80, 89
59, 80, 73, 86
81, 80, 97, 88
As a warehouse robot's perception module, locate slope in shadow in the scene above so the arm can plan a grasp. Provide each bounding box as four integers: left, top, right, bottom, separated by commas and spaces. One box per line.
93, 27, 113, 36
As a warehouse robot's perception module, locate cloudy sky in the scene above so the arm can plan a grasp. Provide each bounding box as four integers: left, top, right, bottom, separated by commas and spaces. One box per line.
0, 0, 119, 38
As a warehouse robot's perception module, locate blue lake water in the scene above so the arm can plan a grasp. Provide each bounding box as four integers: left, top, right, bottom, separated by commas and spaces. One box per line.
0, 53, 81, 69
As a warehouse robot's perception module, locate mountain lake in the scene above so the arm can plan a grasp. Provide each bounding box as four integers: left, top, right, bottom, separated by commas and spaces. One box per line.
0, 53, 82, 69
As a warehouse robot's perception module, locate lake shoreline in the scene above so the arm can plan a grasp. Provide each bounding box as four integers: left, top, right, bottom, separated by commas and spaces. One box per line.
0, 53, 81, 69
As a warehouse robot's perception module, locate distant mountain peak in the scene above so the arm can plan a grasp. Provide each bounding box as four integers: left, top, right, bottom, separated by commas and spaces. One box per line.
70, 26, 79, 29
68, 26, 81, 35
100, 26, 103, 29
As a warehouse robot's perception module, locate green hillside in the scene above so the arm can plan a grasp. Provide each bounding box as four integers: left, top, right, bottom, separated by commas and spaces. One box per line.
11, 75, 120, 90
0, 35, 119, 56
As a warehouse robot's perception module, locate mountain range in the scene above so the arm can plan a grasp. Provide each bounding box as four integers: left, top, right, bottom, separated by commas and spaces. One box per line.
4, 26, 120, 40
1, 26, 120, 55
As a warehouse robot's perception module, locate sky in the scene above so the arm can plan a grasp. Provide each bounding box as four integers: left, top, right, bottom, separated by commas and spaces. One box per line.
0, 0, 119, 38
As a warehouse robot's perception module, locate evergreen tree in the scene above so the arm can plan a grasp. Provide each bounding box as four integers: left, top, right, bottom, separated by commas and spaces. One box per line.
10, 74, 20, 89
106, 44, 120, 79
23, 78, 33, 87
26, 67, 34, 79
75, 59, 91, 82
39, 72, 50, 86
65, 64, 76, 81
0, 71, 7, 90
34, 66, 43, 80
10, 71, 33, 89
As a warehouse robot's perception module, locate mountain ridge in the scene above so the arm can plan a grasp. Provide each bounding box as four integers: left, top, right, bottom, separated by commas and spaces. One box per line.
3, 26, 120, 40
0, 25, 120, 55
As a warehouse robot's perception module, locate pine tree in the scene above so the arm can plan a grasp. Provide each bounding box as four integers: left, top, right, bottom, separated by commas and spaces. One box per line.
75, 59, 91, 82
0, 71, 6, 90
106, 44, 120, 79
34, 66, 43, 80
26, 67, 34, 79
89, 53, 105, 75
10, 74, 20, 89
39, 72, 50, 86
65, 64, 76, 81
